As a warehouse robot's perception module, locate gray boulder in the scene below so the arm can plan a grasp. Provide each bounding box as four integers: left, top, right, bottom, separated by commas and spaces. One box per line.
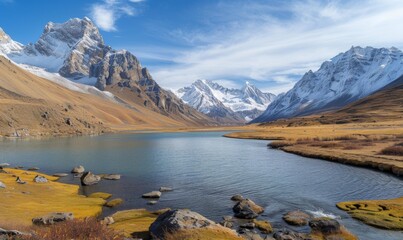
149, 209, 215, 239
0, 181, 5, 188
80, 172, 101, 186
142, 191, 162, 198
71, 165, 85, 174
32, 212, 74, 225
33, 175, 48, 183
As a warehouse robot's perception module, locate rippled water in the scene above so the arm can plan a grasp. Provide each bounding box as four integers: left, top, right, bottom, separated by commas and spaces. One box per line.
1, 132, 402, 239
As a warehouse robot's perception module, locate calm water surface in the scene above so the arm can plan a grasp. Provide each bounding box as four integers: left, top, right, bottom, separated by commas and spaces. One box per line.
1, 132, 402, 239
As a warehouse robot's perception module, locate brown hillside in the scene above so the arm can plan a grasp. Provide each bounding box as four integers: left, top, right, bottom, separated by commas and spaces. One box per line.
0, 56, 212, 137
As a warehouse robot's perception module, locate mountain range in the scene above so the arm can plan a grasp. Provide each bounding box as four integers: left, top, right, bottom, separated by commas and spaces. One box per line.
176, 79, 276, 122
0, 17, 216, 128
253, 46, 403, 123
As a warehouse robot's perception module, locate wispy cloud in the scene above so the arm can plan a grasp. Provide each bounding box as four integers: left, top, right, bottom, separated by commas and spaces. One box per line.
90, 0, 144, 32
148, 0, 403, 93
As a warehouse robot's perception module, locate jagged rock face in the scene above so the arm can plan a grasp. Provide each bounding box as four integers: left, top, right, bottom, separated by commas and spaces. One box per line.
176, 79, 275, 122
253, 46, 403, 123
11, 17, 108, 78
0, 28, 23, 54
91, 50, 144, 90
90, 51, 211, 122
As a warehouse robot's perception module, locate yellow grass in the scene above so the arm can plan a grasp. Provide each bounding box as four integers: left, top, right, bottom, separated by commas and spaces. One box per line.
109, 208, 169, 239
0, 168, 105, 226
337, 197, 403, 230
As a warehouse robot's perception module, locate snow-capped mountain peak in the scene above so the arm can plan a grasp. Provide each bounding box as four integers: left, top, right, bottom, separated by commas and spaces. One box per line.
177, 80, 276, 122
253, 46, 403, 123
0, 27, 23, 55
9, 17, 109, 79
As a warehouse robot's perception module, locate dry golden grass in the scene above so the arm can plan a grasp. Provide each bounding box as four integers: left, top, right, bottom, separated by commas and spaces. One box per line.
164, 227, 243, 240
108, 208, 169, 239
20, 218, 124, 240
226, 121, 403, 177
0, 168, 105, 226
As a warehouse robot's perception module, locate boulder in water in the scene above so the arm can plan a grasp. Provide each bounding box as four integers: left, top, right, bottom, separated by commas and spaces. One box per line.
71, 165, 85, 174
80, 172, 101, 186
142, 191, 162, 198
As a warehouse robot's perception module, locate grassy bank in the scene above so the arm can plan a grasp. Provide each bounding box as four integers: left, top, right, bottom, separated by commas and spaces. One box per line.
0, 168, 105, 226
225, 121, 403, 177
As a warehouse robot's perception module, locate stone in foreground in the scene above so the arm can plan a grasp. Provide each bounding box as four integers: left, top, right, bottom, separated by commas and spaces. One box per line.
142, 191, 162, 198
0, 181, 6, 188
149, 209, 239, 240
80, 171, 101, 186
32, 212, 74, 225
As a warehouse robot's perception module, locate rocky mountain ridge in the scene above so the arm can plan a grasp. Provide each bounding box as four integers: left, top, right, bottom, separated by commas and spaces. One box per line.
253, 46, 403, 123
177, 79, 275, 122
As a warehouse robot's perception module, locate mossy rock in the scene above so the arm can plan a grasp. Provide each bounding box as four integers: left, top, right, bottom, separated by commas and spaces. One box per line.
253, 219, 272, 234
88, 192, 112, 200
337, 197, 403, 230
105, 198, 123, 207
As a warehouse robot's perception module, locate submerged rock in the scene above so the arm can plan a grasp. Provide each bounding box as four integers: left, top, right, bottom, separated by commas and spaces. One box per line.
32, 212, 74, 225
283, 210, 311, 226
102, 174, 121, 180
159, 187, 173, 192
148, 201, 158, 205
142, 191, 162, 198
80, 172, 101, 186
71, 165, 85, 174
89, 192, 112, 199
253, 219, 273, 234
231, 194, 244, 202
105, 198, 123, 207
33, 175, 48, 183
27, 167, 39, 171
53, 173, 69, 177
233, 199, 264, 219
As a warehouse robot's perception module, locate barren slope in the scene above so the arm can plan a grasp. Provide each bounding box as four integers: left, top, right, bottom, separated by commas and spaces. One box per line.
0, 56, 207, 137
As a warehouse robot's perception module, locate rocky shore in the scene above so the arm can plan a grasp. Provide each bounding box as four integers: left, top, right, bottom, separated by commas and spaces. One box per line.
0, 164, 400, 239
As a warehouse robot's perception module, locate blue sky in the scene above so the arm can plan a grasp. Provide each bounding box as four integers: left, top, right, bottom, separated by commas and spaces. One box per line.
2, 0, 403, 94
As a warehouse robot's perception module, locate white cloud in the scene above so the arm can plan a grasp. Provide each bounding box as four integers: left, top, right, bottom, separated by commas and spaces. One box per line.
148, 0, 403, 93
90, 0, 142, 32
